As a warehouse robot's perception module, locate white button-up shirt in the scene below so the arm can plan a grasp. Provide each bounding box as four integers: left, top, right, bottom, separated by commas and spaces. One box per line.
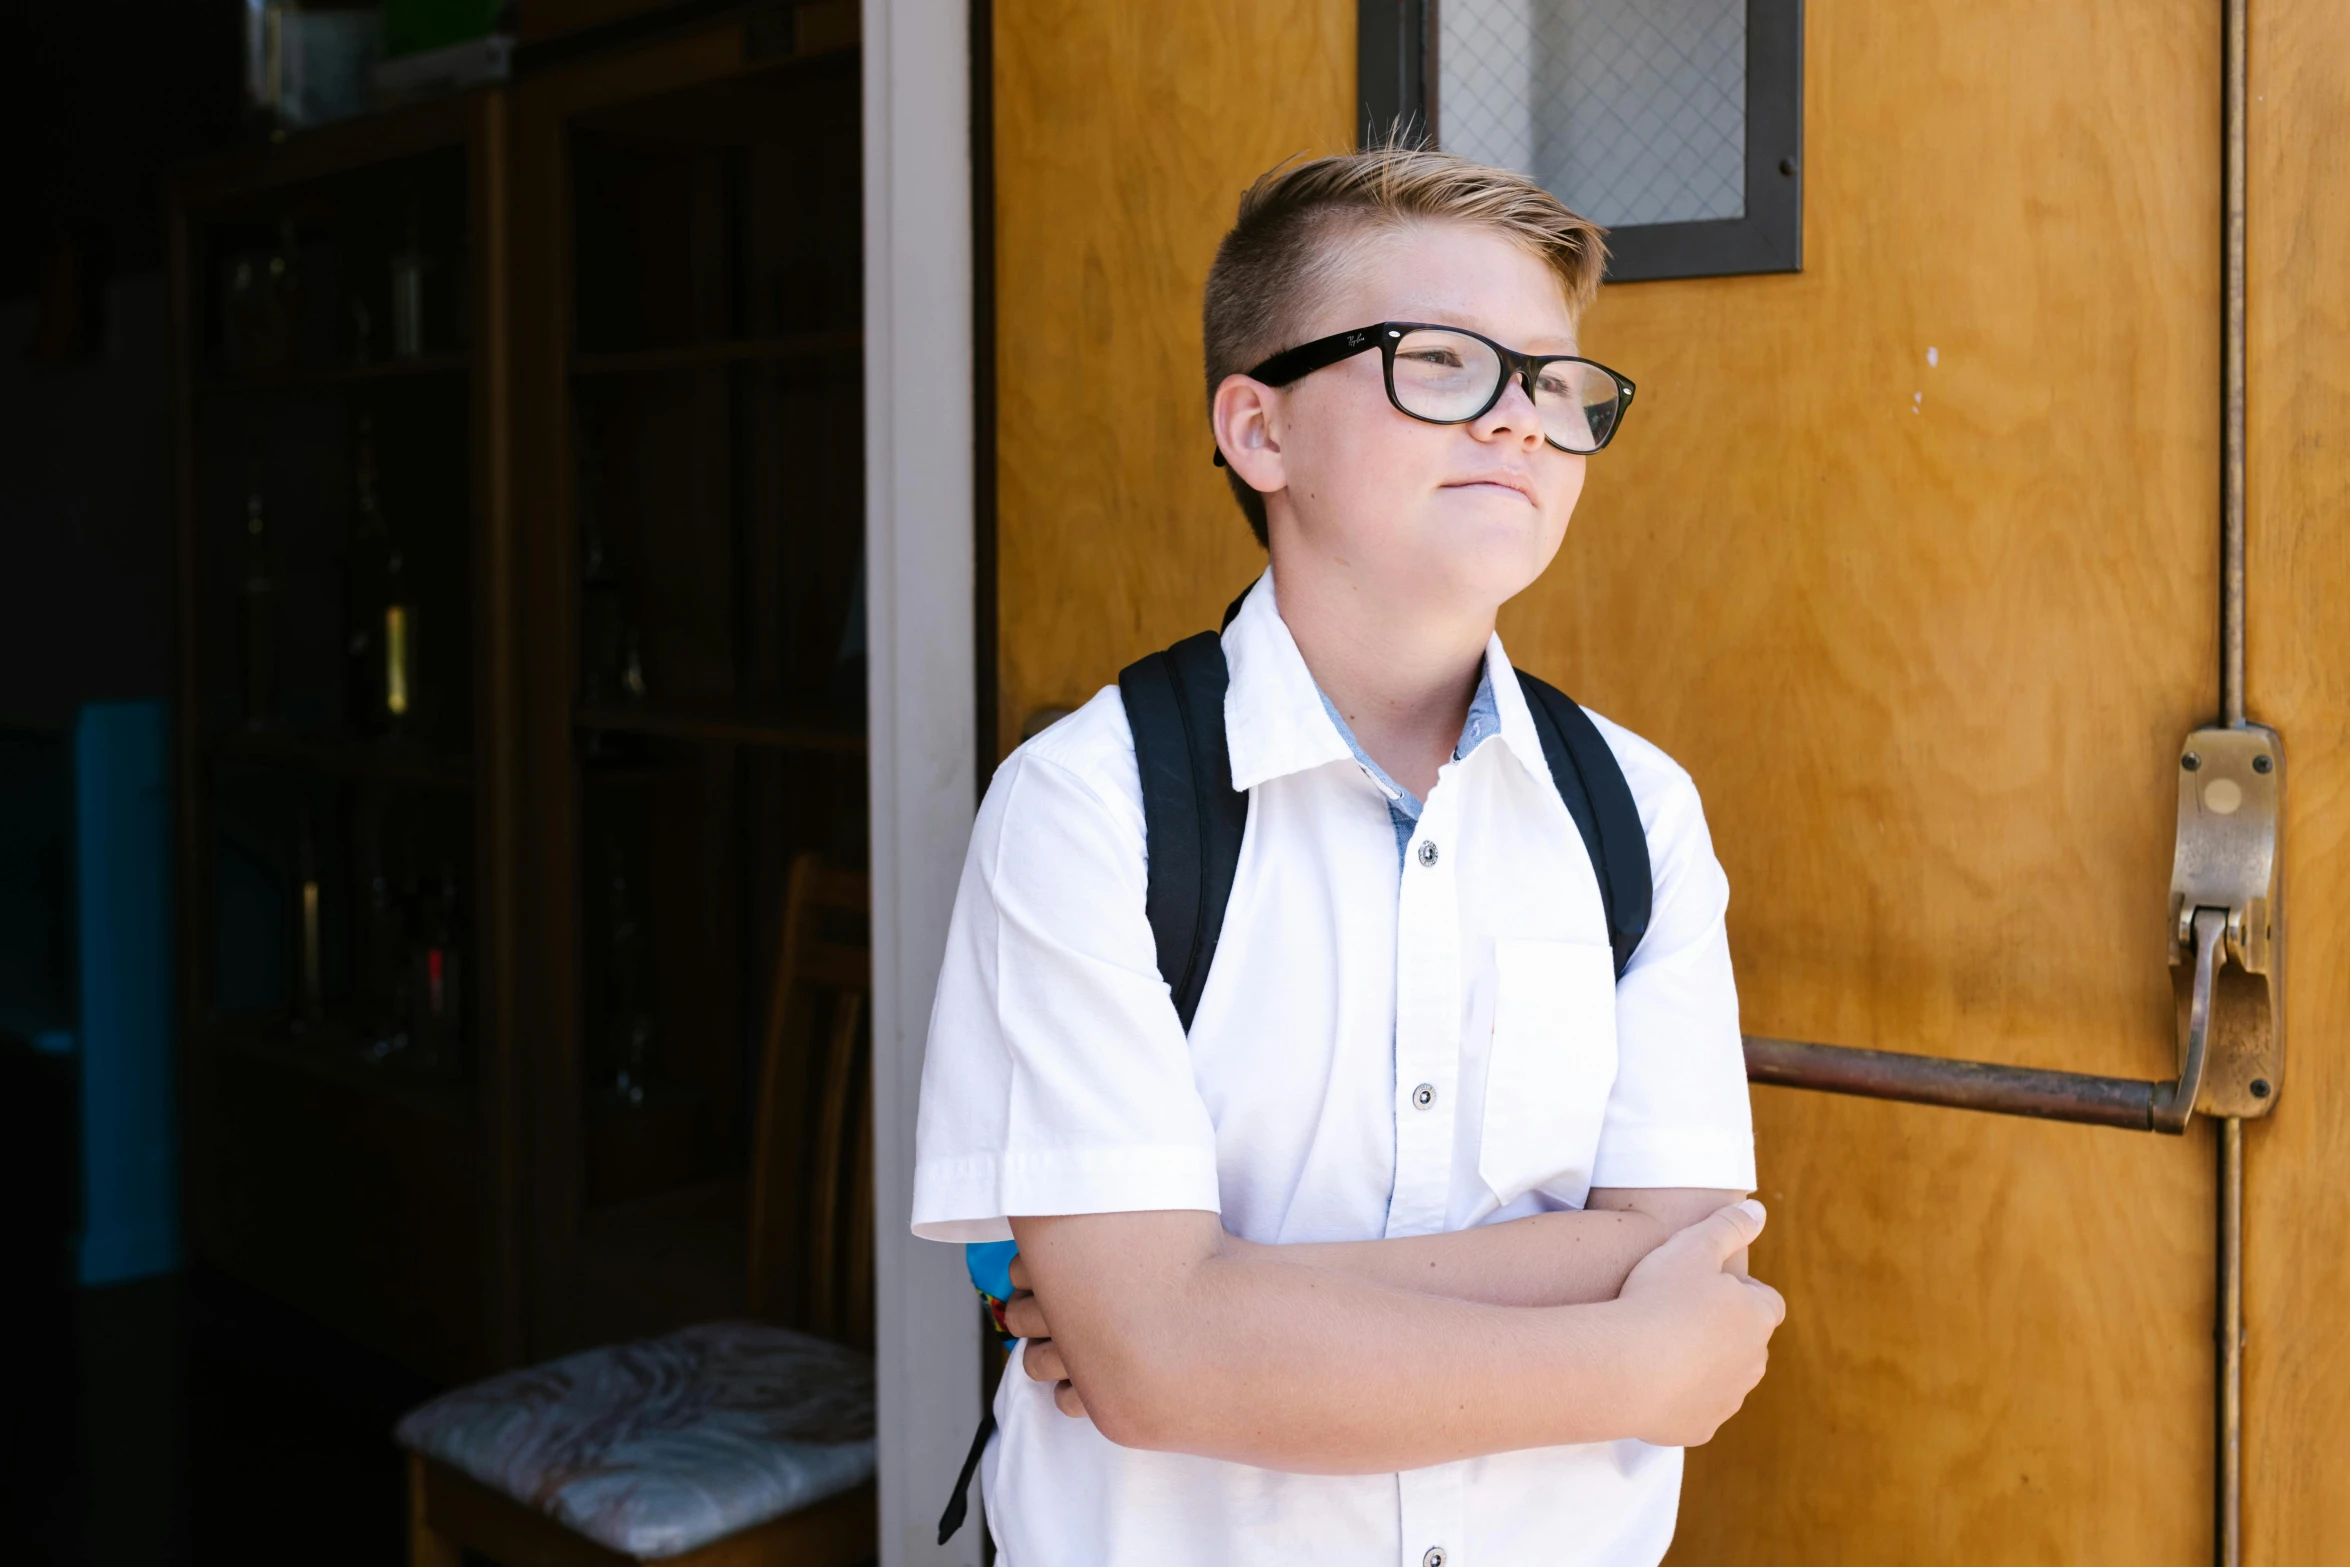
914, 572, 1755, 1567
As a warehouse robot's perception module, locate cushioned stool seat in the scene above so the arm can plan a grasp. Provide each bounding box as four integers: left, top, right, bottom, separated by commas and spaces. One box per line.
395, 1320, 876, 1561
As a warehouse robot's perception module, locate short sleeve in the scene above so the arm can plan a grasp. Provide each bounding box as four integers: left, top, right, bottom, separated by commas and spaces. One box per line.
1586, 727, 1757, 1192
910, 694, 1223, 1243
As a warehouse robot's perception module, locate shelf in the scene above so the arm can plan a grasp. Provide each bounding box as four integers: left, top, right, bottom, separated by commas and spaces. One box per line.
173, 92, 478, 210
570, 330, 861, 377
576, 702, 866, 753
208, 730, 474, 790
578, 757, 693, 786
197, 352, 470, 395
210, 1016, 474, 1125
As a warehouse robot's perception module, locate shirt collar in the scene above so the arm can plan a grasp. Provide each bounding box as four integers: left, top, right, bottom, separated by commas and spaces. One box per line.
1219, 569, 1555, 795
1479, 627, 1557, 787
1222, 571, 1355, 793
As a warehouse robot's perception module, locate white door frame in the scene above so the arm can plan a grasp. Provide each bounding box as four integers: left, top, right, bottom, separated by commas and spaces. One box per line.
862, 2, 984, 1563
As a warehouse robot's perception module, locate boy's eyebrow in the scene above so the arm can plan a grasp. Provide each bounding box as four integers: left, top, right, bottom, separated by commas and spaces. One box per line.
1406, 319, 1582, 355
1366, 305, 1578, 350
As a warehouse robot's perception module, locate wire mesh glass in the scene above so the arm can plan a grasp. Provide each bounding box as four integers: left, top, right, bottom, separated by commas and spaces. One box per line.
1438, 0, 1746, 228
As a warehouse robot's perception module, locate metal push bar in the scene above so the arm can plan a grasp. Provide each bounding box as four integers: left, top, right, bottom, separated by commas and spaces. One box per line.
1744, 1034, 2169, 1133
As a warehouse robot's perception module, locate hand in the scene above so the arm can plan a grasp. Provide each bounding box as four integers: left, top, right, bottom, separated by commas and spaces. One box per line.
1002, 1252, 1090, 1419
1613, 1199, 1786, 1448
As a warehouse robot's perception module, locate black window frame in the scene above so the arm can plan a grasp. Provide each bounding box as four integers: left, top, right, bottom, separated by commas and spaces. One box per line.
1359, 0, 1804, 284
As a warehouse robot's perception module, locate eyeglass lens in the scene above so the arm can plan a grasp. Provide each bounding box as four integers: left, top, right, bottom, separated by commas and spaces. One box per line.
1388, 328, 1623, 453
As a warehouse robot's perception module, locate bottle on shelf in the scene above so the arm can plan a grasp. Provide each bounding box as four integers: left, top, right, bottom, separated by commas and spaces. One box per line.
349, 297, 375, 367
223, 220, 302, 374
409, 860, 464, 1076
295, 809, 324, 1030
358, 821, 409, 1061
240, 494, 283, 729
578, 419, 629, 708
382, 502, 422, 744
344, 412, 391, 737
619, 628, 648, 703
606, 838, 656, 1107
389, 192, 431, 360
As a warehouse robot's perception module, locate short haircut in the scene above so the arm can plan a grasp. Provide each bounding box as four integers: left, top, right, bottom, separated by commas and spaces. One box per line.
1202, 144, 1608, 546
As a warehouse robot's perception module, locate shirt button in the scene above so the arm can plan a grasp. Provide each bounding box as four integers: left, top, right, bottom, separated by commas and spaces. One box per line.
1416, 840, 1439, 867
1412, 1082, 1437, 1110
1424, 1549, 1447, 1567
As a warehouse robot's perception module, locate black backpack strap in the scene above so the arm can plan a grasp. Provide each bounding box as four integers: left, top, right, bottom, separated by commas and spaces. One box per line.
1118, 631, 1250, 1031
1513, 669, 1653, 977
935, 1404, 994, 1543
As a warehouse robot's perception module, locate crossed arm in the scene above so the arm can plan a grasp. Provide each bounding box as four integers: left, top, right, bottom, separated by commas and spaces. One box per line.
1001, 1188, 1783, 1474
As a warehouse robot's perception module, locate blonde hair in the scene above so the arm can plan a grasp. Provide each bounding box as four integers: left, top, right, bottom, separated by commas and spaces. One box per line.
1203, 143, 1608, 544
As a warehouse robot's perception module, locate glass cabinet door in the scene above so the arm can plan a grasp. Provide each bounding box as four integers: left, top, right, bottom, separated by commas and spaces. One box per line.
176, 104, 502, 1380
193, 145, 479, 1074
545, 43, 866, 1273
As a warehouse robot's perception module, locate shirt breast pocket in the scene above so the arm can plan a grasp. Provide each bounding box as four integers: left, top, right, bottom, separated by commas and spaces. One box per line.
1478, 937, 1619, 1208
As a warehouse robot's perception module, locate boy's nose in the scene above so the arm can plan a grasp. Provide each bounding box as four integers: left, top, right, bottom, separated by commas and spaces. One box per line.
1474, 376, 1545, 444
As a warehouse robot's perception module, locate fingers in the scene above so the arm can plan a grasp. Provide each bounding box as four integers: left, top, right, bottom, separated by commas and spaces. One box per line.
1022, 1338, 1069, 1383
1739, 1274, 1788, 1328
1017, 1335, 1090, 1421
1685, 1199, 1766, 1265
1002, 1290, 1049, 1339
1007, 1253, 1031, 1292
1022, 1341, 1090, 1420
1007, 1285, 1085, 1412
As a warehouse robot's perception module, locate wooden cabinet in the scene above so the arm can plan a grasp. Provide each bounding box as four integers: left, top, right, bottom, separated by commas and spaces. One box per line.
509, 14, 865, 1363
170, 6, 863, 1383
171, 93, 521, 1379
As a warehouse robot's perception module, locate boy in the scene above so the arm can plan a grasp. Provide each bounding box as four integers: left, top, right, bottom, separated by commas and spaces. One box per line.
912, 146, 1782, 1566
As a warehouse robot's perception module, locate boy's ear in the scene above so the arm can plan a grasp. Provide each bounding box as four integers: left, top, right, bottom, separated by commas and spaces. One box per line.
1212, 374, 1285, 499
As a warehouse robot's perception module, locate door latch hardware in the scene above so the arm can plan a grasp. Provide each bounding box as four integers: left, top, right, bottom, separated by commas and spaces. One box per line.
2158, 725, 2282, 1129
1742, 722, 2285, 1134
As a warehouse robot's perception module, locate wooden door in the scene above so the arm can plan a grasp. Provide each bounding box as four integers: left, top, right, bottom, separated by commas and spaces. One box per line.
989, 0, 2350, 1559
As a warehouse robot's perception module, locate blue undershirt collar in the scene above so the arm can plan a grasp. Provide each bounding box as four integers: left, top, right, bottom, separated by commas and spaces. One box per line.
1316, 668, 1504, 865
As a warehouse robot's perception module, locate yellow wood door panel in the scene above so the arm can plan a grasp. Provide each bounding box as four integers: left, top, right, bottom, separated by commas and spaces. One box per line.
2242, 3, 2350, 1561
992, 0, 1355, 748
989, 0, 2350, 1559
1539, 6, 2219, 1556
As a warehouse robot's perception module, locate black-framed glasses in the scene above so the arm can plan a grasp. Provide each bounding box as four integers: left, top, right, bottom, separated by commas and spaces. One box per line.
1213, 321, 1636, 465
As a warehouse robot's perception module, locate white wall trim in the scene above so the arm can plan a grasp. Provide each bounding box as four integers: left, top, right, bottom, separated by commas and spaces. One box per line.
863, 2, 983, 1563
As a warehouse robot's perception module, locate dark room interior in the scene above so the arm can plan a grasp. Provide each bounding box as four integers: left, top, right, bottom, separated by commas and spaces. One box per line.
2, 4, 876, 1561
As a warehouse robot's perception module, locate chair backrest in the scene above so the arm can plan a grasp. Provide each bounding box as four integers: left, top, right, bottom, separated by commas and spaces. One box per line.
747, 852, 874, 1349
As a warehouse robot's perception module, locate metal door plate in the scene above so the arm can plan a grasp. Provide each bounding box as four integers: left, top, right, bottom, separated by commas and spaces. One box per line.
2169, 724, 2282, 1119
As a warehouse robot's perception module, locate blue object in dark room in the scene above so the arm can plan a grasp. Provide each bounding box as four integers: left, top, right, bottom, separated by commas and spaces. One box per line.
72, 699, 179, 1286
0, 699, 181, 1284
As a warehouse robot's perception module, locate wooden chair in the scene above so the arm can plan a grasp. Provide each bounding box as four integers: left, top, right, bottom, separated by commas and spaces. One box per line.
401, 854, 876, 1567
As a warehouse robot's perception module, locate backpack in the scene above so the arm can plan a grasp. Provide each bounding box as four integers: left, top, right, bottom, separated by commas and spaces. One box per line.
937, 593, 1655, 1542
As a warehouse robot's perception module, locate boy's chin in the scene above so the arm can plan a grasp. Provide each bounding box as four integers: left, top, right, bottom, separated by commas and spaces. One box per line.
1409, 504, 1559, 593
1278, 495, 1558, 605
1371, 545, 1550, 620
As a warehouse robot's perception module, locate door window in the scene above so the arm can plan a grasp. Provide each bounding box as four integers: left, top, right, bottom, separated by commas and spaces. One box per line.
1359, 0, 1803, 281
